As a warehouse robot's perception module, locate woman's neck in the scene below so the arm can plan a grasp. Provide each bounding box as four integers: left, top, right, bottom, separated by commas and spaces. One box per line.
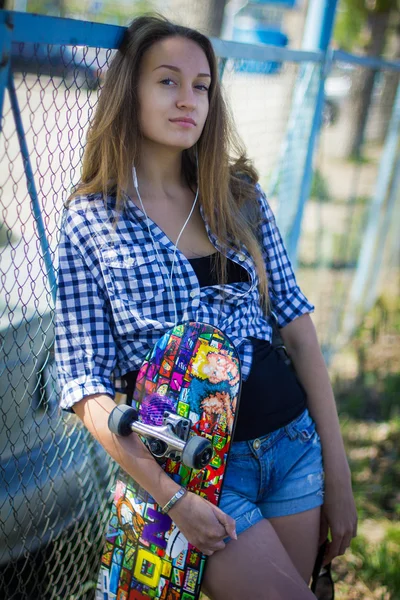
135, 141, 185, 197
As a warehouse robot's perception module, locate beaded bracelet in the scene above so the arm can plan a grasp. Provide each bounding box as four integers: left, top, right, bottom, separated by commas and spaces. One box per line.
161, 487, 187, 514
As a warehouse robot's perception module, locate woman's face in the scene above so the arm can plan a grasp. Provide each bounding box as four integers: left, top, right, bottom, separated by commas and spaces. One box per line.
137, 36, 211, 151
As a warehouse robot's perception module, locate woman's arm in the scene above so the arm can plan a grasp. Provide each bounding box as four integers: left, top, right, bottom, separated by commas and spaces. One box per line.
73, 393, 237, 554
280, 313, 349, 477
73, 393, 181, 507
280, 313, 358, 565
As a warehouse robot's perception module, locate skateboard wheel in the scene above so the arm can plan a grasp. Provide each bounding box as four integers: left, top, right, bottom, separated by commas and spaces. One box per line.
108, 404, 138, 437
148, 438, 168, 457
182, 436, 213, 469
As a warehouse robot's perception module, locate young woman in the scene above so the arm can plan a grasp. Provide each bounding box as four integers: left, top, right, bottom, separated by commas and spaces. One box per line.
55, 14, 357, 599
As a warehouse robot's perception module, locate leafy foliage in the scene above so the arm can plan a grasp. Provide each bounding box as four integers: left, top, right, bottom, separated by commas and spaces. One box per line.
334, 0, 399, 52
311, 168, 332, 202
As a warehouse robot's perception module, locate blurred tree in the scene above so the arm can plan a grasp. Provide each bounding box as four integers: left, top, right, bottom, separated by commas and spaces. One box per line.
27, 0, 65, 16
205, 0, 228, 37
27, 0, 156, 24
334, 0, 400, 158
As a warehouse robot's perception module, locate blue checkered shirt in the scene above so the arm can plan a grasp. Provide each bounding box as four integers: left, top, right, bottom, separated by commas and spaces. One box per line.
55, 183, 314, 410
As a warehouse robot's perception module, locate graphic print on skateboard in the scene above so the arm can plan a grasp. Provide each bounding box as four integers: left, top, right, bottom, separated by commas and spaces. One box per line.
96, 321, 241, 600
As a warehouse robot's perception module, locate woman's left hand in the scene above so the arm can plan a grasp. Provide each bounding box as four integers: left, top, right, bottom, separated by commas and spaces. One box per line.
319, 474, 358, 566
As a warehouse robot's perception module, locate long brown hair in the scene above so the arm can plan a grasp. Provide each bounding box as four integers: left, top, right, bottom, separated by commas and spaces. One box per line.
69, 14, 269, 314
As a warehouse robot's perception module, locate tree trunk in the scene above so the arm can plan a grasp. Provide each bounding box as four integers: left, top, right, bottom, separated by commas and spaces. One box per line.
376, 24, 400, 142
58, 0, 66, 18
205, 0, 228, 37
347, 10, 391, 159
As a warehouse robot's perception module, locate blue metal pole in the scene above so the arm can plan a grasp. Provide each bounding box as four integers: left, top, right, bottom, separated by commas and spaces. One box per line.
343, 82, 400, 337
302, 0, 338, 52
7, 69, 58, 304
0, 11, 12, 133
288, 0, 339, 265
286, 55, 330, 262
276, 0, 338, 267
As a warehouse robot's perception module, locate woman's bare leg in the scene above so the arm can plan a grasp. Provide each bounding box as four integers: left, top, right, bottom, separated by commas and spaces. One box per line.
269, 507, 321, 583
201, 519, 316, 600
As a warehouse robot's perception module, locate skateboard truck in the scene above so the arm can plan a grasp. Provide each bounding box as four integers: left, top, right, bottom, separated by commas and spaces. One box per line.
108, 404, 213, 470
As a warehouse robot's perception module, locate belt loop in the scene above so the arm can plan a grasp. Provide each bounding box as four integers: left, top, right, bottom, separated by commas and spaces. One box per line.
284, 422, 297, 441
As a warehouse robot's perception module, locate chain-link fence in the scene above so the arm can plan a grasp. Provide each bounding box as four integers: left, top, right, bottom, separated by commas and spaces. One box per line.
1, 18, 119, 599
0, 8, 399, 600
294, 59, 400, 360
219, 51, 400, 361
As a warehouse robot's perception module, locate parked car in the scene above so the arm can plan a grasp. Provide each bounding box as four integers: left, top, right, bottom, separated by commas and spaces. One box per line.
0, 244, 114, 596
10, 41, 107, 89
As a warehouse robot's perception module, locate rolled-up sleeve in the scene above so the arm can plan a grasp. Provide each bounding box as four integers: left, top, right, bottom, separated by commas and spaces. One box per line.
256, 184, 315, 327
54, 209, 117, 411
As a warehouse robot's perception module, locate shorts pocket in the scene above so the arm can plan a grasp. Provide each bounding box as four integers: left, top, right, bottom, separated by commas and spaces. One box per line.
288, 409, 318, 443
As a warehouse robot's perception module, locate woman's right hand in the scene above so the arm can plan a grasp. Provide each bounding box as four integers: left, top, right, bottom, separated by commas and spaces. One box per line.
169, 491, 237, 556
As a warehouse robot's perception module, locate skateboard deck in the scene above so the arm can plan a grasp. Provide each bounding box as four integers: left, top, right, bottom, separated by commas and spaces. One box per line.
96, 321, 241, 600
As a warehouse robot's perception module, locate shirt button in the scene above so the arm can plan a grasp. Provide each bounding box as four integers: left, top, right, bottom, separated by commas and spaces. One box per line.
238, 254, 245, 262
190, 290, 197, 298
253, 439, 261, 450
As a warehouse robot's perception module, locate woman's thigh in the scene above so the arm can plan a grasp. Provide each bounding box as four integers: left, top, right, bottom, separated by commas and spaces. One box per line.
269, 506, 321, 583
260, 409, 324, 581
205, 408, 325, 597
201, 518, 316, 600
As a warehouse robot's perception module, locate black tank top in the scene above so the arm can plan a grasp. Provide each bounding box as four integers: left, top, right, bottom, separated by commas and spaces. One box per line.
124, 253, 306, 441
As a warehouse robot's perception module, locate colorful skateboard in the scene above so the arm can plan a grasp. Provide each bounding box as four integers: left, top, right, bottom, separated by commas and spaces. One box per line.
96, 321, 241, 600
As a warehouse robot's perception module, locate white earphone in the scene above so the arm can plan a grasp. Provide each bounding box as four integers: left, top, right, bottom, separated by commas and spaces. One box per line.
132, 149, 199, 326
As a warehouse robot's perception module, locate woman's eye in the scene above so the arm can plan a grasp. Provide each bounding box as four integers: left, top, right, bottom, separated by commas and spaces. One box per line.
160, 78, 175, 86
160, 78, 208, 92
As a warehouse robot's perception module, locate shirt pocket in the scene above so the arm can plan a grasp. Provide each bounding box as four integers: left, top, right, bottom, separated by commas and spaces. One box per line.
99, 242, 165, 306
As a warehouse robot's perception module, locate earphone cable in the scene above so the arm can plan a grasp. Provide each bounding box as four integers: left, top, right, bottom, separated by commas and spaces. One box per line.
132, 165, 198, 325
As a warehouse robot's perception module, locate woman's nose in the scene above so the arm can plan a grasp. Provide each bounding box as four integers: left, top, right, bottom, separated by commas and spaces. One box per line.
176, 85, 196, 111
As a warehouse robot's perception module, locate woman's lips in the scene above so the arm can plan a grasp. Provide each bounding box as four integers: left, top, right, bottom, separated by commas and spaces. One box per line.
169, 117, 196, 127
171, 121, 195, 128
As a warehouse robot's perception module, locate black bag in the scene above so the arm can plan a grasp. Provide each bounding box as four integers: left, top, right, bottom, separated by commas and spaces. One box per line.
311, 540, 335, 599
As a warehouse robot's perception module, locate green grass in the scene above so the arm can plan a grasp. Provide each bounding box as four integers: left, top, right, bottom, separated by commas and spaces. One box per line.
336, 528, 400, 599
333, 416, 400, 599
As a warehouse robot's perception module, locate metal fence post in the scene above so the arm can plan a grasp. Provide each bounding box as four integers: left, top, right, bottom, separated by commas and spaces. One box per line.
276, 0, 338, 268
364, 151, 400, 312
0, 10, 12, 132
343, 82, 400, 337
7, 69, 58, 303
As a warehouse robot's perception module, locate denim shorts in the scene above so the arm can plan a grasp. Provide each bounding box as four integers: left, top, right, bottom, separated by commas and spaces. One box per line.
219, 408, 325, 540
